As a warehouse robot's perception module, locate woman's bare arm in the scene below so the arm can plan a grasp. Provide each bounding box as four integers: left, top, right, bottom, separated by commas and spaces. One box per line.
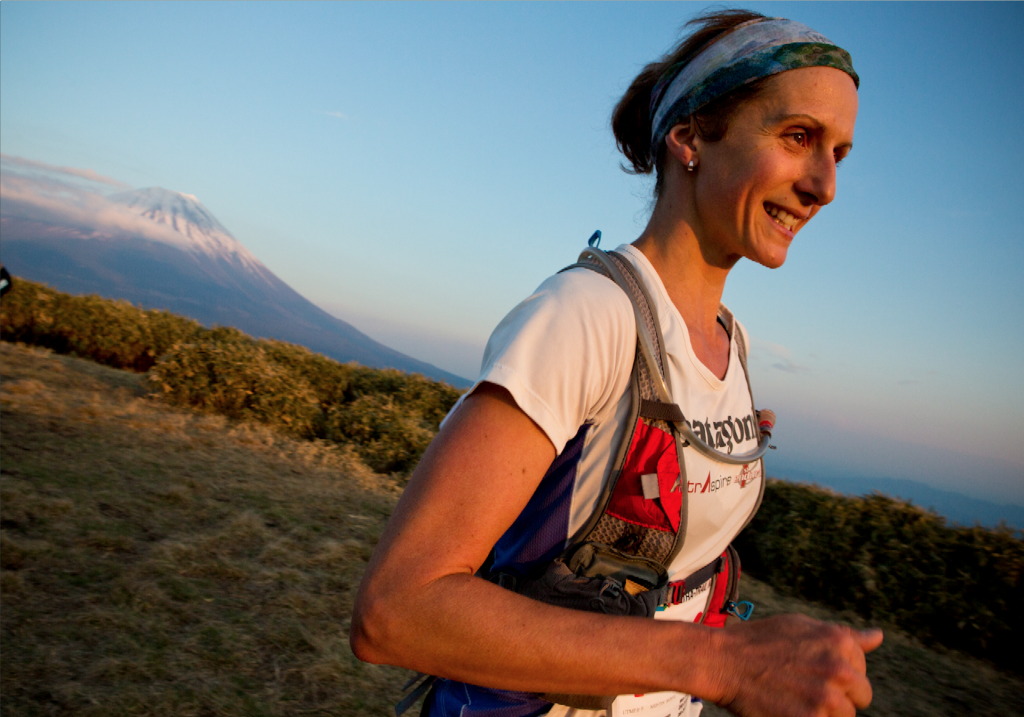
350, 383, 881, 714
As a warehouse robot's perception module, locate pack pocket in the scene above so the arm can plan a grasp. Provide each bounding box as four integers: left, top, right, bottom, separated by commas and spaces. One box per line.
566, 541, 669, 596
516, 543, 668, 712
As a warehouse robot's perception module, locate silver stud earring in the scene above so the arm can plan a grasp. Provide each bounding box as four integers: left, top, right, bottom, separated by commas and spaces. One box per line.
687, 160, 695, 172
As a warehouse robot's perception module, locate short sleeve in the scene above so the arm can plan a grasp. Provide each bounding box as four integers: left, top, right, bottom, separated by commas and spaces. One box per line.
451, 267, 636, 455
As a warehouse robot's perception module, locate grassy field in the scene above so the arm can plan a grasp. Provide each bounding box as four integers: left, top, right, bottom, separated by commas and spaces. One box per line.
0, 342, 409, 715
3, 340, 1023, 716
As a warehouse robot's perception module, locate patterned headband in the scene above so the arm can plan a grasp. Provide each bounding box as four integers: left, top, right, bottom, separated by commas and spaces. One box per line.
650, 17, 859, 156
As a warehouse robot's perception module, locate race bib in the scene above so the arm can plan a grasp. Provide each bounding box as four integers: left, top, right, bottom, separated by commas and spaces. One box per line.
610, 692, 703, 717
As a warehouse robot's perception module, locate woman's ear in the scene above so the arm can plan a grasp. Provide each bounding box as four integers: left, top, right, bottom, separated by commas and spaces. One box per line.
664, 122, 699, 171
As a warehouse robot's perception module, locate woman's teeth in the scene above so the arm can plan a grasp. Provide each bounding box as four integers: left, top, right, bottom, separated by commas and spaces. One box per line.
766, 204, 798, 231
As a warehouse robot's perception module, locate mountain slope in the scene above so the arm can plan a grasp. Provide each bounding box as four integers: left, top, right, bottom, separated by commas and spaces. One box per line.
0, 187, 469, 386
768, 465, 1024, 530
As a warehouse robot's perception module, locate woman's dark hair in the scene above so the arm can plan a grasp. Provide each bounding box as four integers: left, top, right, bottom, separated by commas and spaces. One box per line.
612, 8, 769, 196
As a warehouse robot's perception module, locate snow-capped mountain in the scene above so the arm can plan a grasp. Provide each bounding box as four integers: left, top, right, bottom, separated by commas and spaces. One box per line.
0, 182, 469, 386
109, 188, 266, 275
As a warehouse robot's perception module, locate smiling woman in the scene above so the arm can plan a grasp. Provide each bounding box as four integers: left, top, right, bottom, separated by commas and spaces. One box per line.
653, 66, 859, 272
352, 9, 878, 717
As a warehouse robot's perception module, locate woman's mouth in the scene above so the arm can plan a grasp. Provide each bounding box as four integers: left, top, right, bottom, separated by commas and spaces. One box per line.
764, 202, 799, 232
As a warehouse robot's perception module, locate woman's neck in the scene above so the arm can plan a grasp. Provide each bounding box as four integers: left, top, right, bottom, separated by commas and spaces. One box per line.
632, 201, 736, 379
633, 219, 732, 335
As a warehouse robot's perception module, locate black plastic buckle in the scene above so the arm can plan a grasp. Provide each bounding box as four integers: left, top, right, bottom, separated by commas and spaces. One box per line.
494, 573, 518, 591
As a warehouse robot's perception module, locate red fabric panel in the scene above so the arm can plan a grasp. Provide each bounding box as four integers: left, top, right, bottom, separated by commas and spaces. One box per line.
606, 421, 681, 533
702, 552, 731, 629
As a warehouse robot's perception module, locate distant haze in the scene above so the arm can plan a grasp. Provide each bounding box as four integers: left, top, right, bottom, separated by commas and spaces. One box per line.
319, 302, 485, 382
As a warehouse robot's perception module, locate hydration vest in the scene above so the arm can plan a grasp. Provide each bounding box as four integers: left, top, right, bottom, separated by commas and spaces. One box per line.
399, 245, 775, 715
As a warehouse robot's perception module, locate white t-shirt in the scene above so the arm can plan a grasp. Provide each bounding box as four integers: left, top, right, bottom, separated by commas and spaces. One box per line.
439, 244, 764, 717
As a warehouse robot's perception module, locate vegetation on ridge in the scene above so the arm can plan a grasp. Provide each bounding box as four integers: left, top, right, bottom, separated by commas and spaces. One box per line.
736, 480, 1024, 674
0, 278, 463, 474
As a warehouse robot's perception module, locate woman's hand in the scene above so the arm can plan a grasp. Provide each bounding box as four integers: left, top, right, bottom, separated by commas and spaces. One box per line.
710, 614, 883, 717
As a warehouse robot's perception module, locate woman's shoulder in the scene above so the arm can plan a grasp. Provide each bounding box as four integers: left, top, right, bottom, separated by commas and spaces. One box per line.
542, 259, 636, 309
474, 262, 638, 454
490, 261, 637, 351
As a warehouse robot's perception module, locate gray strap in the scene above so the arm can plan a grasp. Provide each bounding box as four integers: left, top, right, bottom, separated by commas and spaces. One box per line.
729, 323, 768, 532
565, 251, 688, 564
395, 673, 435, 716
579, 249, 772, 466
639, 399, 685, 423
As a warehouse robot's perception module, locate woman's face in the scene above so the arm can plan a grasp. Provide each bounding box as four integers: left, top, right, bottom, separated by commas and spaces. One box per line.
688, 66, 859, 269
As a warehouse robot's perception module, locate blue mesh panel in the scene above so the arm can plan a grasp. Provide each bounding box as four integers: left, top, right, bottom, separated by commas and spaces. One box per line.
491, 424, 590, 577
428, 680, 551, 717
424, 426, 590, 716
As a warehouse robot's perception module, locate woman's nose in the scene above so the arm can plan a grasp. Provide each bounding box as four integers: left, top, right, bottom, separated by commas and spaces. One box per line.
796, 152, 837, 207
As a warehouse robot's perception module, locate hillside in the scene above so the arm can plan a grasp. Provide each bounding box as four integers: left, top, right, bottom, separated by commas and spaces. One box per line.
0, 182, 469, 386
3, 341, 1023, 716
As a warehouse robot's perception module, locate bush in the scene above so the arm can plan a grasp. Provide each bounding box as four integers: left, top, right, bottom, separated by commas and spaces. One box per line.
152, 340, 322, 437
735, 479, 1024, 673
322, 394, 436, 473
148, 337, 457, 474
1, 277, 462, 475
0, 279, 204, 371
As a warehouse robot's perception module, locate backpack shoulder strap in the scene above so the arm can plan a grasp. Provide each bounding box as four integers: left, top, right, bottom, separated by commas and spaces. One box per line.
562, 250, 690, 565
724, 316, 769, 532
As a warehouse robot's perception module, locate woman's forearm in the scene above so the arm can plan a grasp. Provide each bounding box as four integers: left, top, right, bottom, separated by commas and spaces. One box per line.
352, 569, 881, 717
351, 567, 721, 699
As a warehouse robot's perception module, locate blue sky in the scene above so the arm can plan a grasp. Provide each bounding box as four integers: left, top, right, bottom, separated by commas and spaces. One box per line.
2, 2, 1022, 503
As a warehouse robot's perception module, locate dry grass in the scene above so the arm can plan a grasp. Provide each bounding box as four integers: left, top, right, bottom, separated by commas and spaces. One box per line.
3, 340, 1023, 716
1, 342, 410, 716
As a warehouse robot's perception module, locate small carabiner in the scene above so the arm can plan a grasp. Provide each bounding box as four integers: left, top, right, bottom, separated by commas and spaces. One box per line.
588, 230, 602, 248
725, 600, 755, 621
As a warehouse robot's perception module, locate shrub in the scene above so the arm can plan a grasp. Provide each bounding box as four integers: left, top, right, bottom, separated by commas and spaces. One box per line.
152, 340, 321, 436
321, 394, 436, 474
1, 277, 462, 475
150, 339, 456, 474
0, 279, 204, 371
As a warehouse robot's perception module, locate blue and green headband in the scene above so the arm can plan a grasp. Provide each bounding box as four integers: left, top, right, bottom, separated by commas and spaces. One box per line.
650, 17, 859, 154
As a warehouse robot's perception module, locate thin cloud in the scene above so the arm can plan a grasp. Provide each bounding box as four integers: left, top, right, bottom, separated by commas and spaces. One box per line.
1, 170, 195, 252
898, 379, 920, 386
751, 337, 811, 374
772, 359, 811, 375
0, 153, 129, 188
324, 111, 348, 120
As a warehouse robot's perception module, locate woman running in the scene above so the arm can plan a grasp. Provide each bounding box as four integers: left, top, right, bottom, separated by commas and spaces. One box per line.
352, 9, 881, 717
